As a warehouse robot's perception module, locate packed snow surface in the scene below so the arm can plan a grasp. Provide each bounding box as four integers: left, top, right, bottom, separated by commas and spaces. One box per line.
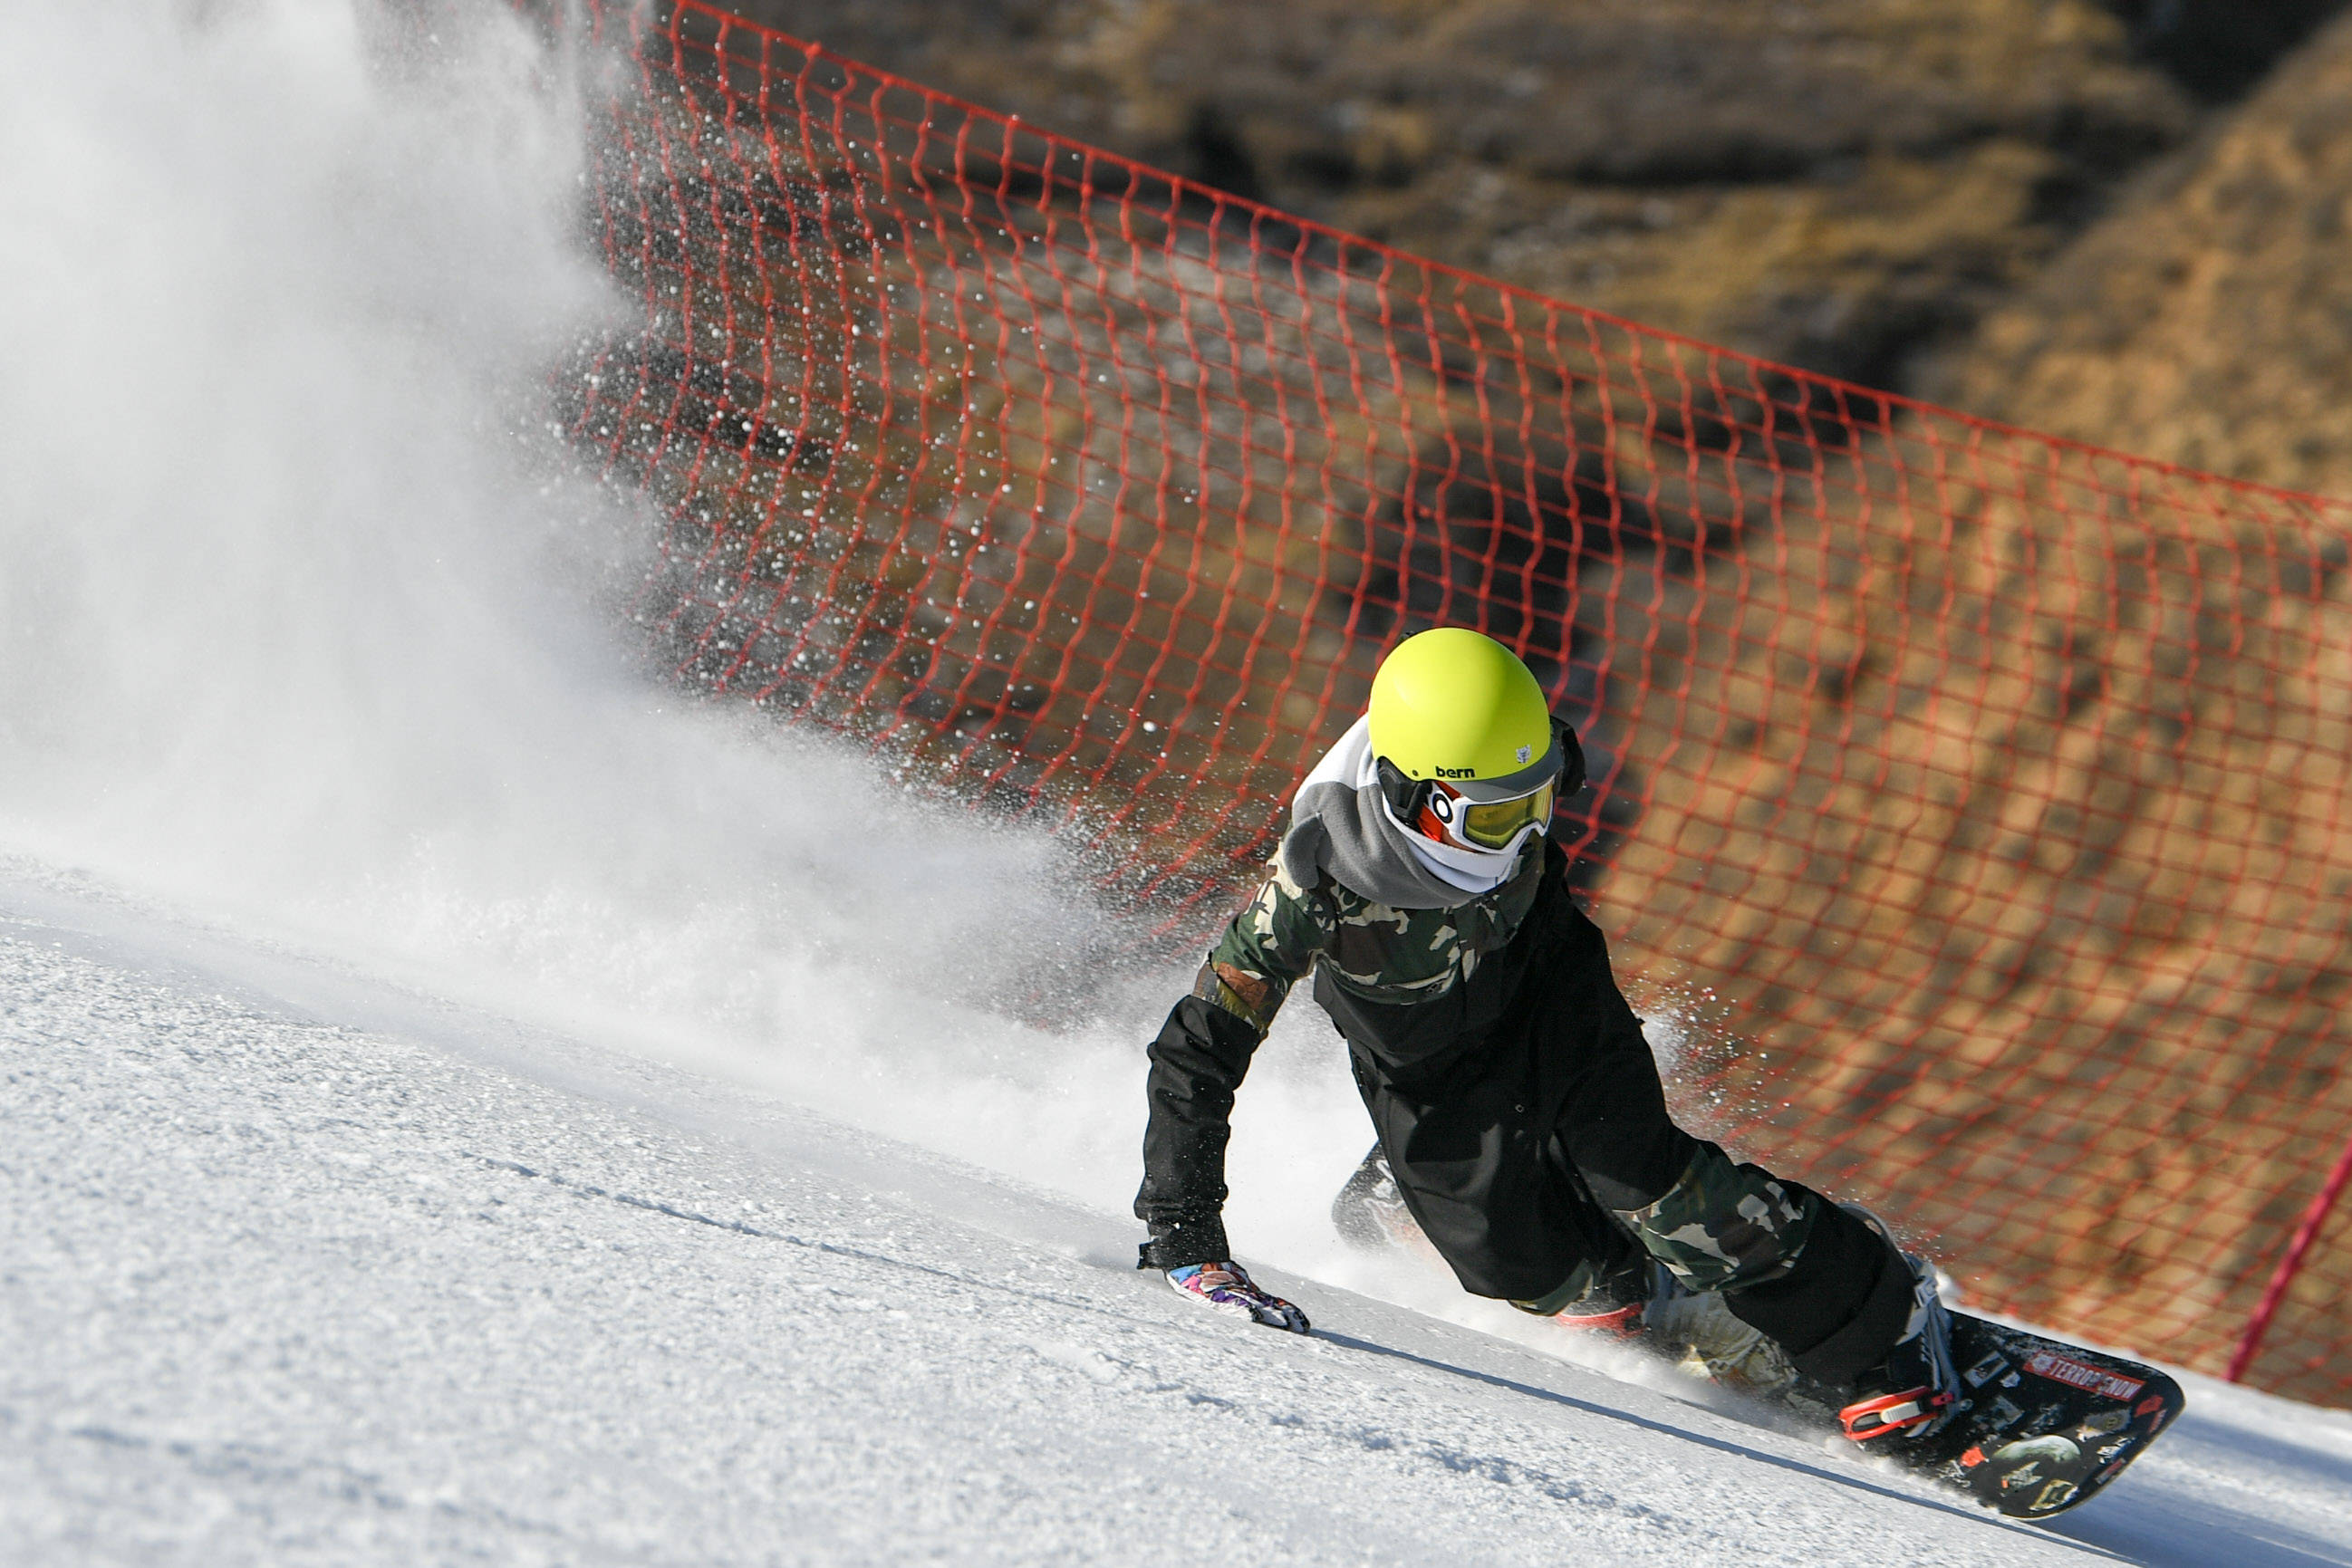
7, 872, 2352, 1567
6, 2, 2352, 1563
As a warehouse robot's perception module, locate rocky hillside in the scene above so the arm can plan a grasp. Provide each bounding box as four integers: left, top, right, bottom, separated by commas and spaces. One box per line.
1933, 10, 2352, 499
728, 0, 2215, 390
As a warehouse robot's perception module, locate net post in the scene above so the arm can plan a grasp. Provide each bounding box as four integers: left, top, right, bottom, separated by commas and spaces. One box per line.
2227, 1128, 2352, 1383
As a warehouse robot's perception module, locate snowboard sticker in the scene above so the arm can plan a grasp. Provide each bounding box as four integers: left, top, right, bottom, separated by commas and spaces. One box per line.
1913, 1314, 2183, 1520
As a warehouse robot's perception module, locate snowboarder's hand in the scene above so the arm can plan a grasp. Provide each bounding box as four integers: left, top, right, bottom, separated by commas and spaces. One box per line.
1165, 1261, 1310, 1334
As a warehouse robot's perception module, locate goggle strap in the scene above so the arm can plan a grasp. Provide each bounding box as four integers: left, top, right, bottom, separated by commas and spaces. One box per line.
1374, 754, 1429, 822
1553, 716, 1587, 797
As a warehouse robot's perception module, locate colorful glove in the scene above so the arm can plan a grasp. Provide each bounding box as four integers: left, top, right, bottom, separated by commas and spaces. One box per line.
1166, 1260, 1311, 1334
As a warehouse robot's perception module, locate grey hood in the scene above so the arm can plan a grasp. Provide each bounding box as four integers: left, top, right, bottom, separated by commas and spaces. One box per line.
1277, 717, 1531, 909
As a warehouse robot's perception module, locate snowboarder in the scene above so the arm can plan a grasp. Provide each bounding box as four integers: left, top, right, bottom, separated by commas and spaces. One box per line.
1137, 627, 1956, 1444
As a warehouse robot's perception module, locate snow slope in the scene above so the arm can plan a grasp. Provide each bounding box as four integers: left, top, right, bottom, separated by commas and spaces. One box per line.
7, 871, 2352, 1568
7, 4, 2352, 1563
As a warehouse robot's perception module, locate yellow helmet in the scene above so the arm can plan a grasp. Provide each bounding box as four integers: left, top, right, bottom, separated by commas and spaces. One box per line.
1368, 628, 1557, 794
1368, 629, 1582, 851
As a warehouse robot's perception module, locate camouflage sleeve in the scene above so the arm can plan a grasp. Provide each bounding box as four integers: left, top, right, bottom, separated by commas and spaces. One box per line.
1133, 861, 1336, 1272
1188, 859, 1337, 1036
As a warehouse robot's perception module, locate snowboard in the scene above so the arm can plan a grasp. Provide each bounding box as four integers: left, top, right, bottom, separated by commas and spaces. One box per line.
1331, 1149, 2182, 1521
1881, 1312, 2183, 1521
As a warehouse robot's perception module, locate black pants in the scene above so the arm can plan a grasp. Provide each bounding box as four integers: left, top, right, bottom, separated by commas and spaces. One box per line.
1325, 882, 1913, 1385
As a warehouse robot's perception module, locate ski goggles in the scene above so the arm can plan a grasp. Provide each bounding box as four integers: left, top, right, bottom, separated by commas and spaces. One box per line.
1374, 714, 1586, 854
1420, 776, 1557, 851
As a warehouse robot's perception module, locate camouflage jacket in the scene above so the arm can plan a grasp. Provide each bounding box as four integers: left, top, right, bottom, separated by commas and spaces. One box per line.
1138, 847, 1846, 1320
1137, 794, 1867, 1350
1133, 832, 1563, 1273
1190, 835, 1550, 1040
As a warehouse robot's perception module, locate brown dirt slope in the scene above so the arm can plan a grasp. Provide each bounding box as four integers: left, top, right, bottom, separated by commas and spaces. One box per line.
612, 2, 2352, 1401
1935, 10, 2352, 498
731, 0, 2193, 386
1586, 421, 2352, 1400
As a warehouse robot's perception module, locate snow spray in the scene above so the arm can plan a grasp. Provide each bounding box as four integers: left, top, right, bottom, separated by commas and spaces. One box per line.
0, 0, 1369, 1255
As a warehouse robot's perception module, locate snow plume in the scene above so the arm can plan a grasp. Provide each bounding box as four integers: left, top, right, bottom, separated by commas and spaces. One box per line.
0, 0, 1368, 1252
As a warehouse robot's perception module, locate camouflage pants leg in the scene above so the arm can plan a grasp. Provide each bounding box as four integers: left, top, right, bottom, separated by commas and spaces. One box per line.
1529, 996, 1818, 1294
1339, 895, 1914, 1384
1557, 1101, 1916, 1386
1522, 914, 1914, 1385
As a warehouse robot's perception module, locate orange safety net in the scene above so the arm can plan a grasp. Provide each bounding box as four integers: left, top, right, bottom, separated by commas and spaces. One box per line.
556, 0, 2352, 1405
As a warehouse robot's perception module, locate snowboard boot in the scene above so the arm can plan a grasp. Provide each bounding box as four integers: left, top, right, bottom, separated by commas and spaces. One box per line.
1642, 1264, 1800, 1393
1331, 1143, 1422, 1254
1530, 1257, 1799, 1393
1539, 1255, 1653, 1340
1835, 1209, 1959, 1442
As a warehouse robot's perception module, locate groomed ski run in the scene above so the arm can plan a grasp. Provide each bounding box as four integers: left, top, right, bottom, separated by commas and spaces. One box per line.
5, 871, 2349, 1567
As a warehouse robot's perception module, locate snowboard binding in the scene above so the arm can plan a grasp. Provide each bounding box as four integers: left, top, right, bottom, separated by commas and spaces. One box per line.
1836, 1207, 1961, 1443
